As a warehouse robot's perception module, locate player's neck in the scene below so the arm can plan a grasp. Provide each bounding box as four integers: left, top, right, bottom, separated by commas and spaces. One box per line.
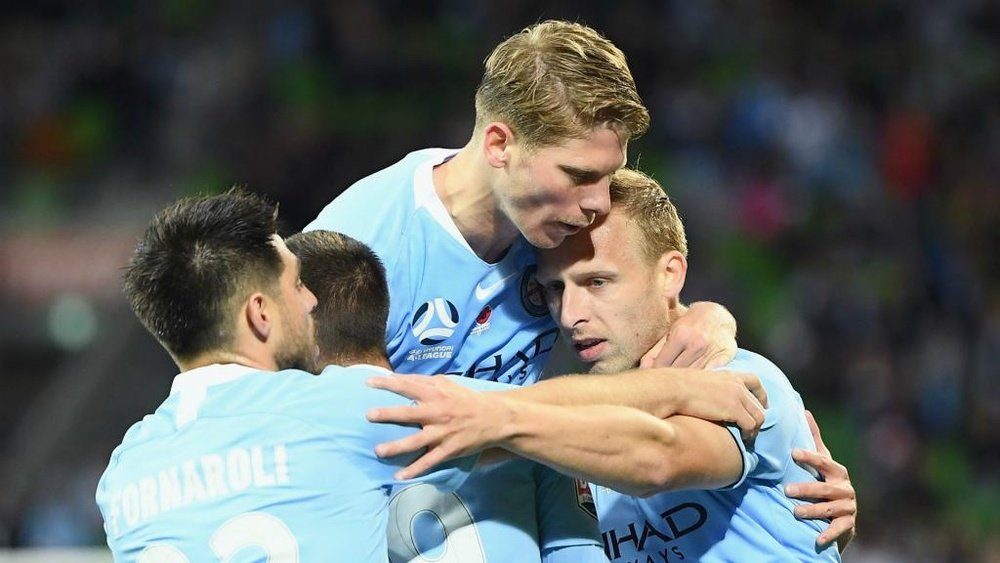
434, 146, 519, 263
321, 351, 392, 371
178, 349, 277, 373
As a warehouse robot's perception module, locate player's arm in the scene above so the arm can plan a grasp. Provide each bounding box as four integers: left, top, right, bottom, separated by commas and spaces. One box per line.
367, 375, 741, 496
785, 410, 857, 552
504, 366, 767, 441
496, 403, 743, 497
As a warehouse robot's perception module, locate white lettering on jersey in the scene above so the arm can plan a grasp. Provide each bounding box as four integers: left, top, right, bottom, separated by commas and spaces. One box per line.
107, 444, 290, 536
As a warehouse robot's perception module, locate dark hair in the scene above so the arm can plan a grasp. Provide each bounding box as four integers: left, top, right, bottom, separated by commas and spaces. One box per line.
123, 189, 283, 361
285, 230, 389, 365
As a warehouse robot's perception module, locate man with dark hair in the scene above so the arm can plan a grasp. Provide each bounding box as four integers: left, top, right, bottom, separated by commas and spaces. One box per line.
97, 190, 480, 561
123, 190, 317, 373
286, 230, 390, 367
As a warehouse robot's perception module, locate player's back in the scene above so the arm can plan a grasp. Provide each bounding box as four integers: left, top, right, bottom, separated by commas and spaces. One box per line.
96, 363, 472, 562
386, 382, 607, 563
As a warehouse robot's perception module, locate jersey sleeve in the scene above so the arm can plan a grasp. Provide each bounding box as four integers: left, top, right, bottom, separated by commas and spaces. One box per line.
533, 466, 607, 562
716, 352, 802, 489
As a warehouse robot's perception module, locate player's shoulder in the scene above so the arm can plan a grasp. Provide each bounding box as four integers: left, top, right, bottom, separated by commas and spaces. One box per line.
306, 148, 445, 228
727, 349, 800, 403
728, 349, 788, 386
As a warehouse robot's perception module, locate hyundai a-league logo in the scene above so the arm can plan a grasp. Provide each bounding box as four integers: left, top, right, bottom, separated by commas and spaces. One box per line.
411, 298, 460, 345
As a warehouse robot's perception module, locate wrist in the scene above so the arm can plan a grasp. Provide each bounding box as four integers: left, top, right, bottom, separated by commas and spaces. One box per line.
645, 369, 684, 419
491, 395, 527, 446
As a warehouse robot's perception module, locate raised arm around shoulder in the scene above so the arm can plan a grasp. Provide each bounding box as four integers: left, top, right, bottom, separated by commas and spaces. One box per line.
366, 374, 740, 494
499, 400, 744, 497
501, 367, 767, 441
642, 301, 737, 369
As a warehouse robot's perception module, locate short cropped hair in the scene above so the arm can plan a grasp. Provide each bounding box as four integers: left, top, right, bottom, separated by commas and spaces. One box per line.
475, 20, 650, 148
123, 189, 283, 361
285, 230, 389, 365
609, 169, 688, 262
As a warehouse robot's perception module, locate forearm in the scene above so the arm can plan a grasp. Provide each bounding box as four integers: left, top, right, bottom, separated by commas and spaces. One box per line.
495, 398, 678, 496
502, 370, 686, 419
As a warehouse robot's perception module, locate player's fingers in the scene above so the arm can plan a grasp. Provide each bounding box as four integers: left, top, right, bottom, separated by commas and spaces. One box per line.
804, 410, 831, 456
791, 448, 848, 479
394, 443, 455, 480
785, 480, 854, 502
654, 333, 685, 367
672, 342, 709, 369
395, 451, 441, 480
375, 430, 434, 459
702, 348, 732, 370
367, 404, 430, 425
815, 516, 855, 549
737, 401, 765, 442
735, 372, 768, 408
793, 498, 856, 520
639, 335, 668, 369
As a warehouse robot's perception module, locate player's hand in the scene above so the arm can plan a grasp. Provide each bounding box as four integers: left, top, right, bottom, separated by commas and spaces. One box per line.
366, 374, 512, 480
640, 301, 737, 369
785, 410, 857, 553
656, 368, 768, 442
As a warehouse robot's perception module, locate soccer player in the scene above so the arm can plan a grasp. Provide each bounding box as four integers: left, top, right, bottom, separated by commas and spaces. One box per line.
368, 170, 857, 559
304, 20, 739, 387
302, 20, 771, 562
534, 169, 850, 560
95, 191, 482, 561
288, 229, 607, 562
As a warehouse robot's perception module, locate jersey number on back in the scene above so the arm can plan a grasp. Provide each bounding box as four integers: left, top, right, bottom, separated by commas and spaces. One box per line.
388, 484, 486, 563
138, 512, 298, 562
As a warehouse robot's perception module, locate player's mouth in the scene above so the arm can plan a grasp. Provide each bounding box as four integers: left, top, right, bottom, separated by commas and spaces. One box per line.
557, 222, 582, 236
573, 338, 607, 362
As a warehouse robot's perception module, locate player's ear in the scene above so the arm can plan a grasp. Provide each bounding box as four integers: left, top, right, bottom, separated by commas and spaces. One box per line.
246, 292, 272, 342
482, 122, 514, 169
658, 250, 687, 300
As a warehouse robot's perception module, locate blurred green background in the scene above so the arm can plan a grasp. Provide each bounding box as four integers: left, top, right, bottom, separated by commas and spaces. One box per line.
0, 1, 997, 560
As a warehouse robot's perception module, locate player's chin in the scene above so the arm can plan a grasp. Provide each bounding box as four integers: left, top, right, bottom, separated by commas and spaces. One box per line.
528, 225, 571, 249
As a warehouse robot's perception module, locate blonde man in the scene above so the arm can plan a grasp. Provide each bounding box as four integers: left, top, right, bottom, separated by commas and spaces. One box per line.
366, 171, 858, 558
306, 20, 766, 562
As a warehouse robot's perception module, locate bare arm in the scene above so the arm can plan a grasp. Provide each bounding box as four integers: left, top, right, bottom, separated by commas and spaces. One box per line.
499, 402, 744, 496
504, 367, 767, 441
367, 375, 742, 496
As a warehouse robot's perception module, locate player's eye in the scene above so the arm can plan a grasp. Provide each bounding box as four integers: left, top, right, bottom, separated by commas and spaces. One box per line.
589, 278, 607, 289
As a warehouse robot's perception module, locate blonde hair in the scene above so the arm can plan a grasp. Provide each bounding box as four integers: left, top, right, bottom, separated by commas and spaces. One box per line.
609, 168, 688, 262
474, 20, 649, 148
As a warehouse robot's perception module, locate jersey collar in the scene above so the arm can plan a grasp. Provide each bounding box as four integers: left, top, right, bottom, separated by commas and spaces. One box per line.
169, 363, 260, 397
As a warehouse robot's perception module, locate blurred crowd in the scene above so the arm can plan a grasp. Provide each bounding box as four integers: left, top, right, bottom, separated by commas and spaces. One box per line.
1, 1, 997, 560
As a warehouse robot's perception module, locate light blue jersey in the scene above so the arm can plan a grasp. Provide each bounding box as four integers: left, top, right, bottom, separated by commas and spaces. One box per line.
305, 149, 558, 386
593, 350, 841, 563
387, 380, 606, 563
96, 363, 476, 562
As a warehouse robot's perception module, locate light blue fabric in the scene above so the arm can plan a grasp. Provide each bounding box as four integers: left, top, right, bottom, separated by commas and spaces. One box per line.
593, 350, 841, 562
96, 363, 475, 562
